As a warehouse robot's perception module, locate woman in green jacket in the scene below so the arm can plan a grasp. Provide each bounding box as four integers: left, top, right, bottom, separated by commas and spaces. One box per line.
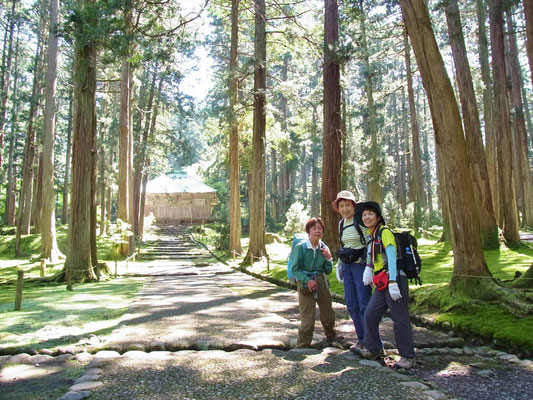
291, 217, 341, 348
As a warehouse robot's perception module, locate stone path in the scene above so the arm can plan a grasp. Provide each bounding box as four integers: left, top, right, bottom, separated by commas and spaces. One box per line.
1, 225, 532, 399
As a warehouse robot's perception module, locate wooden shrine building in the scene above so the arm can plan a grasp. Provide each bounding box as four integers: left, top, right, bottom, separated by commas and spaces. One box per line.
144, 172, 217, 224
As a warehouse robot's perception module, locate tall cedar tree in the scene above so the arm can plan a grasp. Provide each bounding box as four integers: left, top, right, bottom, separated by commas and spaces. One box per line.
443, 0, 499, 249
506, 10, 533, 227
245, 0, 267, 263
64, 0, 98, 282
488, 0, 521, 245
403, 27, 424, 233
229, 0, 243, 255
398, 0, 493, 293
524, 0, 533, 91
476, 0, 498, 223
359, 1, 382, 204
15, 5, 47, 255
321, 0, 342, 252
41, 0, 62, 262
118, 6, 134, 256
0, 0, 16, 188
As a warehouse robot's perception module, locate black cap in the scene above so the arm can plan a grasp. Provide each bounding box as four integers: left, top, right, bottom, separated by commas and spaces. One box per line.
355, 201, 385, 227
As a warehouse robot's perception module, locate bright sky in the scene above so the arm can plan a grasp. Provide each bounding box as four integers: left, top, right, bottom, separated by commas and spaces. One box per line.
178, 1, 214, 102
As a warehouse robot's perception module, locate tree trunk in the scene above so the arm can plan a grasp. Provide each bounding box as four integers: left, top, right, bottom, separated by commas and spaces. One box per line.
4, 25, 19, 226
98, 86, 107, 236
270, 148, 279, 220
229, 0, 243, 255
32, 152, 43, 234
245, 0, 267, 263
134, 62, 157, 238
41, 0, 62, 262
399, 87, 408, 211
399, 0, 492, 292
139, 74, 163, 239
488, 0, 521, 245
321, 0, 342, 253
476, 0, 499, 225
118, 57, 131, 255
444, 0, 499, 249
64, 0, 98, 282
61, 77, 73, 225
0, 0, 16, 192
403, 27, 424, 233
311, 105, 320, 217
15, 23, 44, 255
506, 9, 533, 227
524, 0, 533, 92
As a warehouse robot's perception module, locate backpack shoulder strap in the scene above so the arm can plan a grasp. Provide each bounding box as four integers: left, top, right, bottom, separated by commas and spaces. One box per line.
355, 223, 366, 246
338, 219, 345, 247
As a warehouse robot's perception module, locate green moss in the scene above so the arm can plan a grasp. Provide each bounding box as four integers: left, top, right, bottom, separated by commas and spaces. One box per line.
0, 277, 144, 350
435, 306, 533, 349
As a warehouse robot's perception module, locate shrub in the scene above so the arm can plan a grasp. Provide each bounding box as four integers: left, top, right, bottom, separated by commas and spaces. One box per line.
284, 202, 309, 238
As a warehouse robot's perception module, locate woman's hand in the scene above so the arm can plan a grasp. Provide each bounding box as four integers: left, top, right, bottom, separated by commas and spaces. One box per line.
321, 246, 332, 260
307, 279, 317, 292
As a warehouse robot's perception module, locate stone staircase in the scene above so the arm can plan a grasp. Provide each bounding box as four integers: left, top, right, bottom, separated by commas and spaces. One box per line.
139, 225, 212, 261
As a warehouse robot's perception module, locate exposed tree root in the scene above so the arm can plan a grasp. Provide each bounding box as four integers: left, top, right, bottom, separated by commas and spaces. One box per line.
415, 277, 533, 318
511, 263, 533, 289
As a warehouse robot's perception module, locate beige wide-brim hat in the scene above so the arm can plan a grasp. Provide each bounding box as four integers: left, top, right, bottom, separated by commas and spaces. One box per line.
332, 190, 357, 213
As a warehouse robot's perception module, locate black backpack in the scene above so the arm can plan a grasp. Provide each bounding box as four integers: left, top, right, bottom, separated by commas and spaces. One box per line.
375, 227, 422, 285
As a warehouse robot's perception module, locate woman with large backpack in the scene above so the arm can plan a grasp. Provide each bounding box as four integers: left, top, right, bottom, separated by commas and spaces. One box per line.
332, 191, 372, 350
290, 217, 342, 348
353, 201, 415, 369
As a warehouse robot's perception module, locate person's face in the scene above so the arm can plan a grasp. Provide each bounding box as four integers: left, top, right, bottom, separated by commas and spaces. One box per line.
362, 209, 379, 229
308, 223, 324, 241
338, 199, 355, 219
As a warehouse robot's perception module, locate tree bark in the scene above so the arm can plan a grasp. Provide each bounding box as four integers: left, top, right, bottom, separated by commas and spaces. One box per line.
476, 0, 499, 225
15, 20, 44, 255
64, 0, 98, 282
0, 0, 16, 191
399, 0, 492, 291
358, 2, 382, 204
139, 74, 163, 239
403, 27, 424, 233
41, 0, 62, 262
506, 9, 533, 227
229, 0, 243, 255
134, 62, 157, 237
321, 0, 342, 253
311, 105, 320, 217
488, 0, 521, 245
4, 25, 19, 226
444, 0, 499, 249
61, 77, 73, 225
524, 0, 533, 92
245, 0, 267, 263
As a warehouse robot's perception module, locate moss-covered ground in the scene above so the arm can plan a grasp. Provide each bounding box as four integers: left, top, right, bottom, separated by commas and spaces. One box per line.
0, 226, 145, 351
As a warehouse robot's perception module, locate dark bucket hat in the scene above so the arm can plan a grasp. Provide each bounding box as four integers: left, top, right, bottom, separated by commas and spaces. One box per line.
355, 201, 385, 227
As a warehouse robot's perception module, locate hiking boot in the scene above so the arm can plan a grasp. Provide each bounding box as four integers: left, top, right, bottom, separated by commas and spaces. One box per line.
395, 357, 414, 369
326, 335, 344, 342
349, 342, 366, 352
351, 346, 385, 359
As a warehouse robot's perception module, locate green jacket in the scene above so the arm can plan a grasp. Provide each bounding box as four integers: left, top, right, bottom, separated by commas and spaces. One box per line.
290, 239, 333, 284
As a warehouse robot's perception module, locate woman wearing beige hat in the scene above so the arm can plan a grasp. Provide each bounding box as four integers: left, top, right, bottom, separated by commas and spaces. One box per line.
332, 190, 372, 349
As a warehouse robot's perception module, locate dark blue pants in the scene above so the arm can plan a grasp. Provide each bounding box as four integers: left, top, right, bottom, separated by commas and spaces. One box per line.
340, 261, 372, 343
363, 274, 415, 358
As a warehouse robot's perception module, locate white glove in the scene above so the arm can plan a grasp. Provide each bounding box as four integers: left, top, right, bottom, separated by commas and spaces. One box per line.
336, 262, 343, 282
388, 282, 402, 301
362, 267, 373, 286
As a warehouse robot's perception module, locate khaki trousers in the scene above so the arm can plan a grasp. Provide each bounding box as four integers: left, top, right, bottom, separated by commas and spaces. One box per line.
296, 273, 336, 347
